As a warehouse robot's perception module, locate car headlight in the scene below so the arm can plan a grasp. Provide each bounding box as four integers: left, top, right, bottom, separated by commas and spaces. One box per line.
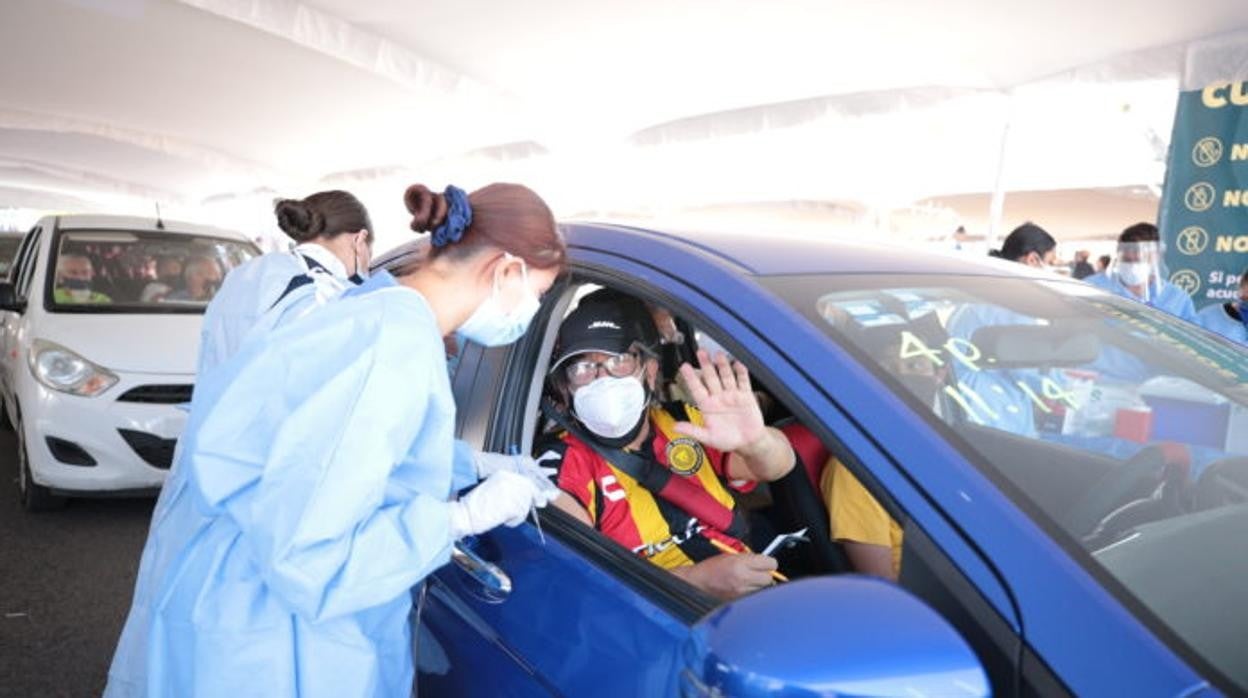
28, 339, 118, 397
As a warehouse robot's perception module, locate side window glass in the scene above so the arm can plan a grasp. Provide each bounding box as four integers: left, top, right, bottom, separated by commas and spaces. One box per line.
14, 228, 41, 298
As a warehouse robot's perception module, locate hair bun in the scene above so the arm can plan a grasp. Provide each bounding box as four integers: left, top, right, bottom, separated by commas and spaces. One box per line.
275, 199, 326, 242
404, 184, 449, 234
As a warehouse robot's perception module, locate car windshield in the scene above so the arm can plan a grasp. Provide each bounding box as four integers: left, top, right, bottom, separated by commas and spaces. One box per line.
0, 236, 22, 276
49, 230, 257, 313
763, 273, 1248, 692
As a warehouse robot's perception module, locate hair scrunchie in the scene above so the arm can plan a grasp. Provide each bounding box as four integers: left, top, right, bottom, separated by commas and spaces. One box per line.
431, 185, 473, 248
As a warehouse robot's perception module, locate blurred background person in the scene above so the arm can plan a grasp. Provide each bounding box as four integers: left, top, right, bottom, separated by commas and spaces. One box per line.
987, 222, 1057, 269
1097, 254, 1112, 274
164, 257, 223, 302
1197, 268, 1248, 345
1071, 250, 1095, 279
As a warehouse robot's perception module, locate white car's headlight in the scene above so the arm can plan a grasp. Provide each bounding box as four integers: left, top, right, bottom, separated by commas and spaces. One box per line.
28, 339, 118, 397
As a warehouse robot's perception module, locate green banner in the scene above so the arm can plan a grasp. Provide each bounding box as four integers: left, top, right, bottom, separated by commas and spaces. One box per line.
1159, 41, 1248, 311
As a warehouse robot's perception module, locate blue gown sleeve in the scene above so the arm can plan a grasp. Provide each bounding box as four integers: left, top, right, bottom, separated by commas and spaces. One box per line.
451, 440, 479, 494
189, 300, 455, 622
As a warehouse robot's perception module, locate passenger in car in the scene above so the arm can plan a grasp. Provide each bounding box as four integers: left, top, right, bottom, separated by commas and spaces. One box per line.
139, 255, 184, 302
163, 256, 223, 302
53, 253, 112, 304
541, 290, 797, 600
809, 312, 949, 581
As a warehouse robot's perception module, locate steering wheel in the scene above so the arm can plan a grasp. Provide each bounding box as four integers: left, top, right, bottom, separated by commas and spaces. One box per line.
1190, 456, 1248, 511
1071, 444, 1190, 544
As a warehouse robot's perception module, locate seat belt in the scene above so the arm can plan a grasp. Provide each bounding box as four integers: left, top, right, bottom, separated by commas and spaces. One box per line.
541, 400, 750, 541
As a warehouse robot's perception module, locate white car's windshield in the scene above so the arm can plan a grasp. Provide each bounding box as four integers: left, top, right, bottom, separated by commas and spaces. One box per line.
49, 230, 257, 313
764, 273, 1248, 692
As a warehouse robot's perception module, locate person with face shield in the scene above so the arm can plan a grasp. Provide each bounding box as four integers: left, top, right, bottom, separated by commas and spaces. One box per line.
539, 290, 797, 601
53, 253, 112, 304
105, 182, 565, 698
196, 189, 376, 376
1197, 268, 1248, 344
1085, 223, 1197, 323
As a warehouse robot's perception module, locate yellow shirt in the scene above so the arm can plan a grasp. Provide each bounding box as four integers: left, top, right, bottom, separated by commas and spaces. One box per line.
820, 457, 903, 578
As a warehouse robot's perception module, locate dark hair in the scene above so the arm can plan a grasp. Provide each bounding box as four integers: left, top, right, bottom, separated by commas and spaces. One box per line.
1099, 254, 1112, 267
274, 190, 373, 244
989, 222, 1056, 262
404, 183, 566, 271
1119, 222, 1160, 243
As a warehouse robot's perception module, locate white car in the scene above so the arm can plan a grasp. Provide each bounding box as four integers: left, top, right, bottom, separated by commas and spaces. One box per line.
0, 214, 259, 510
0, 231, 25, 278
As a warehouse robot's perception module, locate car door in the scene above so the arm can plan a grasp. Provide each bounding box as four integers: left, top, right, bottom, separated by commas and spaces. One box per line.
415, 286, 710, 697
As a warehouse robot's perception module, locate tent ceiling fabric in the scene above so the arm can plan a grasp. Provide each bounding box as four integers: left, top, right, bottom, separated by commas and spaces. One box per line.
1, 0, 1247, 233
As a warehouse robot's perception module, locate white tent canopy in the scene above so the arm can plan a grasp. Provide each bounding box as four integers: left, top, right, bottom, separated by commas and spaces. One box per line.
2, 0, 1247, 249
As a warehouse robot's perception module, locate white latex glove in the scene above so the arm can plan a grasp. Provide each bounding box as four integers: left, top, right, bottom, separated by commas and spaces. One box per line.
474, 451, 559, 485
449, 470, 553, 539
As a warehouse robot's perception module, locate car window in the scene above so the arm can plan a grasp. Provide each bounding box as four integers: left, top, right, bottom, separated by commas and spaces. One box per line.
763, 272, 1248, 693
47, 230, 258, 313
0, 236, 24, 277
14, 227, 42, 298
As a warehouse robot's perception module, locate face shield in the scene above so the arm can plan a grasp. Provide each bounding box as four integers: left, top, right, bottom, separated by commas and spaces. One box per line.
1109, 241, 1163, 301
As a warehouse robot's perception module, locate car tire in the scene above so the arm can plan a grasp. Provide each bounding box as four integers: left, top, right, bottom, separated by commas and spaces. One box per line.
17, 420, 65, 512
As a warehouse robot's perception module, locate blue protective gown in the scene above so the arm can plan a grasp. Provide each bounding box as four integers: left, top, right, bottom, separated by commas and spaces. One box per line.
106, 278, 477, 698
1084, 272, 1198, 324
198, 243, 353, 375
945, 304, 1045, 437
1197, 302, 1248, 345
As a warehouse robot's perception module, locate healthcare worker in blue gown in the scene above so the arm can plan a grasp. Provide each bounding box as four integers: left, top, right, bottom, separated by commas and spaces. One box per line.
1197, 268, 1248, 345
197, 190, 376, 376
105, 182, 566, 698
1084, 222, 1198, 323
946, 222, 1058, 436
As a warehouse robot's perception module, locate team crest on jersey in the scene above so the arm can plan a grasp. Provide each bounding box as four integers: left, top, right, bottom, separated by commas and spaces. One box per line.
666, 437, 704, 476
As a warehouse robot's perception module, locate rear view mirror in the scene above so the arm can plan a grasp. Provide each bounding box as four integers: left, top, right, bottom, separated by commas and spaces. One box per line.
0, 282, 25, 313
681, 576, 989, 697
971, 323, 1099, 368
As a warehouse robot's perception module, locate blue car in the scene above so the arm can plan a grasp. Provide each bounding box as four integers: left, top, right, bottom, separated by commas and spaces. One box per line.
410, 223, 1247, 697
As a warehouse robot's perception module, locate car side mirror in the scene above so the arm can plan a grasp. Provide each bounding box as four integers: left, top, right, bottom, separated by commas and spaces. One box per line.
0, 282, 25, 313
681, 576, 989, 697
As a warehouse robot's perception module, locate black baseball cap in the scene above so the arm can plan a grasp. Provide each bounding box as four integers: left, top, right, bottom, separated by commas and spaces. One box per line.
553, 289, 658, 371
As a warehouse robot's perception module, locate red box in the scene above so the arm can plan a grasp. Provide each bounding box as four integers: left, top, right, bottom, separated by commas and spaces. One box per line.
1113, 408, 1153, 443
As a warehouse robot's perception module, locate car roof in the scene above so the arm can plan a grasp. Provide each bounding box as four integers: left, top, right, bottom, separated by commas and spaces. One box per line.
47, 214, 251, 243
564, 222, 1051, 279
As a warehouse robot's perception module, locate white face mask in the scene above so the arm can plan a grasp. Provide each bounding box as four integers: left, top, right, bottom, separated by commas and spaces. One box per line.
457, 256, 541, 347
1117, 262, 1153, 287
573, 375, 647, 439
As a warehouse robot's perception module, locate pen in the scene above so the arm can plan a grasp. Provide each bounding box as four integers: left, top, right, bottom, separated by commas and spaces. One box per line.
707, 537, 789, 583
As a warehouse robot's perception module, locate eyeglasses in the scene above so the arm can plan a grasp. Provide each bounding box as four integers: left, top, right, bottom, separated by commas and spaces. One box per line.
563, 352, 641, 387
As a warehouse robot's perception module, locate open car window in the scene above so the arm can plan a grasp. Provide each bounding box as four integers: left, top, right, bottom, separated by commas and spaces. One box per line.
47, 230, 258, 313
763, 272, 1248, 693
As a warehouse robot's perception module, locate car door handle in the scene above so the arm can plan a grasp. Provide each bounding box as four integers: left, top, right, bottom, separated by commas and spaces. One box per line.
451, 543, 512, 596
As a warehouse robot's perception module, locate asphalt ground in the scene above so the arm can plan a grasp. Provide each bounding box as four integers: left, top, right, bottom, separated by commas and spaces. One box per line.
0, 428, 154, 697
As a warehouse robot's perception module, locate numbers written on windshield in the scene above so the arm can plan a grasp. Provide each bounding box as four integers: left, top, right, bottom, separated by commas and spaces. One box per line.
897, 331, 1081, 423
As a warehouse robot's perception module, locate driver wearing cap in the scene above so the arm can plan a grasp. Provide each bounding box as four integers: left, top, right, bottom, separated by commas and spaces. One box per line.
540, 289, 796, 600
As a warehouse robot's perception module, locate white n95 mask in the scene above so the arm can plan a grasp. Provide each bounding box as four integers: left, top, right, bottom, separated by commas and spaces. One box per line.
573, 376, 647, 439
458, 257, 541, 347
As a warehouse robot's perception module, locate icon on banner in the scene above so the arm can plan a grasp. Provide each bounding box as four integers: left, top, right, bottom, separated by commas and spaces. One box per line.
1193, 137, 1224, 167
1170, 270, 1202, 296
1176, 226, 1209, 256
1185, 182, 1216, 212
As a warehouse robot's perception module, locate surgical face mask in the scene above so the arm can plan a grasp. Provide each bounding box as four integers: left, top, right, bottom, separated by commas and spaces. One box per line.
573, 375, 648, 439
62, 278, 92, 301
457, 256, 541, 347
1117, 262, 1152, 287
